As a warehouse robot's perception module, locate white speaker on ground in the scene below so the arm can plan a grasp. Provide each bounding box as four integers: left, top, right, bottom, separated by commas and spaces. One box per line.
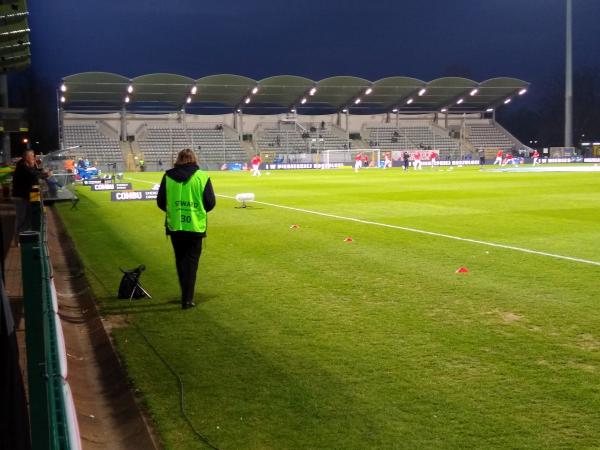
235, 193, 255, 208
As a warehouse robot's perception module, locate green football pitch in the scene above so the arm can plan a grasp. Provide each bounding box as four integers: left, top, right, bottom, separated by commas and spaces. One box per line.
56, 166, 600, 449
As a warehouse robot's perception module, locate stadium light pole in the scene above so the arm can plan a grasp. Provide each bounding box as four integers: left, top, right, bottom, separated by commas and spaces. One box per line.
565, 0, 573, 148
56, 88, 62, 151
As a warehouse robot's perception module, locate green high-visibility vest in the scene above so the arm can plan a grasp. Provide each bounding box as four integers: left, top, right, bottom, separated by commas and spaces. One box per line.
166, 170, 209, 233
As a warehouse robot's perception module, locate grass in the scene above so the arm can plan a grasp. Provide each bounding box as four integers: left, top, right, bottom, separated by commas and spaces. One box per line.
55, 166, 600, 449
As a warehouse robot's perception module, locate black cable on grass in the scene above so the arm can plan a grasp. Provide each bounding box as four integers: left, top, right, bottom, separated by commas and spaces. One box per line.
130, 321, 221, 450
80, 265, 221, 450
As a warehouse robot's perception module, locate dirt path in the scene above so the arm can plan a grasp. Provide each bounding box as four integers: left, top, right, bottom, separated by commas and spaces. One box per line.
43, 207, 160, 449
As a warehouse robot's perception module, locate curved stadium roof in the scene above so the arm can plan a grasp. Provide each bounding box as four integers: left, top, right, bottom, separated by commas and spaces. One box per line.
60, 72, 529, 114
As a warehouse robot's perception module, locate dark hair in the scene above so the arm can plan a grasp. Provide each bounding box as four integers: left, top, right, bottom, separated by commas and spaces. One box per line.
174, 148, 197, 166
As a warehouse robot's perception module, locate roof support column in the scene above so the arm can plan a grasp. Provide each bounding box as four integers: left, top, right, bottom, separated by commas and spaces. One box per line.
444, 111, 448, 129
1, 75, 10, 161
2, 131, 9, 162
344, 110, 349, 142
120, 106, 127, 142
395, 111, 399, 129
57, 92, 64, 151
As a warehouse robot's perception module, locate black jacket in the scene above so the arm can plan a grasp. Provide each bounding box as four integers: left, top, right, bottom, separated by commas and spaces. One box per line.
156, 164, 216, 235
12, 160, 43, 199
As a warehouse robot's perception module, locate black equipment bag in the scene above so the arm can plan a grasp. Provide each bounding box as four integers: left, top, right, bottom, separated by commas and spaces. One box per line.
117, 265, 147, 299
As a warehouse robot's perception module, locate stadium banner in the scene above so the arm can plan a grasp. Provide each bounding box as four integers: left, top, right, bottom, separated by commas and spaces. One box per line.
82, 178, 111, 185
266, 163, 344, 170
91, 183, 132, 191
111, 190, 158, 201
220, 163, 243, 171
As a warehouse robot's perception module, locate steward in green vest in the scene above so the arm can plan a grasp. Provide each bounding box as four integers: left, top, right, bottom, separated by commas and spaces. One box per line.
157, 149, 216, 309
165, 170, 209, 233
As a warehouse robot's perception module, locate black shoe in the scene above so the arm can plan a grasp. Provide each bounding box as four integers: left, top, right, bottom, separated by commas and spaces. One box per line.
182, 302, 196, 310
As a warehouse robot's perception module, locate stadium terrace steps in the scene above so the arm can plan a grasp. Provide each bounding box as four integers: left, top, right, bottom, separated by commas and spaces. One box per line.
465, 123, 516, 150
256, 124, 350, 154
366, 122, 527, 158
366, 125, 460, 154
257, 127, 306, 153
63, 124, 124, 170
137, 125, 247, 166
62, 118, 529, 168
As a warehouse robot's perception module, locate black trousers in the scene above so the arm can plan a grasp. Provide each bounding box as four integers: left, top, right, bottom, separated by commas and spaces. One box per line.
170, 233, 203, 306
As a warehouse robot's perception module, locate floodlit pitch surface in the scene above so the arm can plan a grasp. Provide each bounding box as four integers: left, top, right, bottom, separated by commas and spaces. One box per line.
56, 166, 600, 449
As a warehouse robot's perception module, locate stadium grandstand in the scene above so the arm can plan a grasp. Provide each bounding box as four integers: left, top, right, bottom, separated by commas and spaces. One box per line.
58, 73, 531, 170
0, 0, 30, 160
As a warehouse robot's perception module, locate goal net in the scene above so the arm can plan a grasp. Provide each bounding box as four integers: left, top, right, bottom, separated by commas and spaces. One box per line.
323, 148, 381, 168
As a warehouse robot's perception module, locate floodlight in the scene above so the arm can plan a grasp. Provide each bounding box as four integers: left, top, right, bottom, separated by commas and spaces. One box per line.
235, 192, 255, 208
418, 88, 427, 96
251, 86, 259, 94
309, 87, 317, 96
186, 96, 192, 104
60, 83, 67, 92
518, 88, 527, 95
290, 108, 296, 113
127, 85, 134, 94
469, 88, 479, 96
244, 97, 251, 104
236, 109, 242, 113
365, 87, 373, 95
60, 96, 66, 103
441, 108, 448, 112
406, 98, 413, 104
486, 108, 494, 112
125, 96, 130, 103
191, 86, 198, 95
301, 97, 307, 104
392, 108, 398, 113
456, 98, 464, 104
342, 109, 348, 113
354, 98, 361, 104
504, 98, 512, 104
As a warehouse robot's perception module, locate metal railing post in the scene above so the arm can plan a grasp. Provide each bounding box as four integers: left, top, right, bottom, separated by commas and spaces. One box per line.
30, 185, 41, 232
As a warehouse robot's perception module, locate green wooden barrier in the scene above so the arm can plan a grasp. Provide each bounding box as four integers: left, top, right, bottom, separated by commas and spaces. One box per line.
20, 188, 75, 449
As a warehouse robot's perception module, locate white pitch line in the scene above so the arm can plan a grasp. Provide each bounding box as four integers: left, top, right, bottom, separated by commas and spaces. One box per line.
125, 176, 160, 185
123, 178, 600, 268
219, 194, 600, 268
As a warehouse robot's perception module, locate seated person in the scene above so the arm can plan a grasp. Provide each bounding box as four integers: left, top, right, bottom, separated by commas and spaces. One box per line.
45, 171, 61, 197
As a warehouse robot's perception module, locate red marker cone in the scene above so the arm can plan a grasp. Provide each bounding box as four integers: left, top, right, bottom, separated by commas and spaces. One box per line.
455, 267, 469, 273
344, 237, 353, 242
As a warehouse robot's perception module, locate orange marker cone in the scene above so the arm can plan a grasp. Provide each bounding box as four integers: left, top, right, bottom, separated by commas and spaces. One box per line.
344, 237, 353, 242
455, 267, 469, 273
290, 224, 300, 229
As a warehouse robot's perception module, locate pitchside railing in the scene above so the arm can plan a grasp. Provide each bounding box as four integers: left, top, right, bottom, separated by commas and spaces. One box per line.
20, 186, 81, 450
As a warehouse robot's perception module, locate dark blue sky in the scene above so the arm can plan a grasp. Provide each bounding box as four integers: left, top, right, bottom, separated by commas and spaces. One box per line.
28, 0, 600, 88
